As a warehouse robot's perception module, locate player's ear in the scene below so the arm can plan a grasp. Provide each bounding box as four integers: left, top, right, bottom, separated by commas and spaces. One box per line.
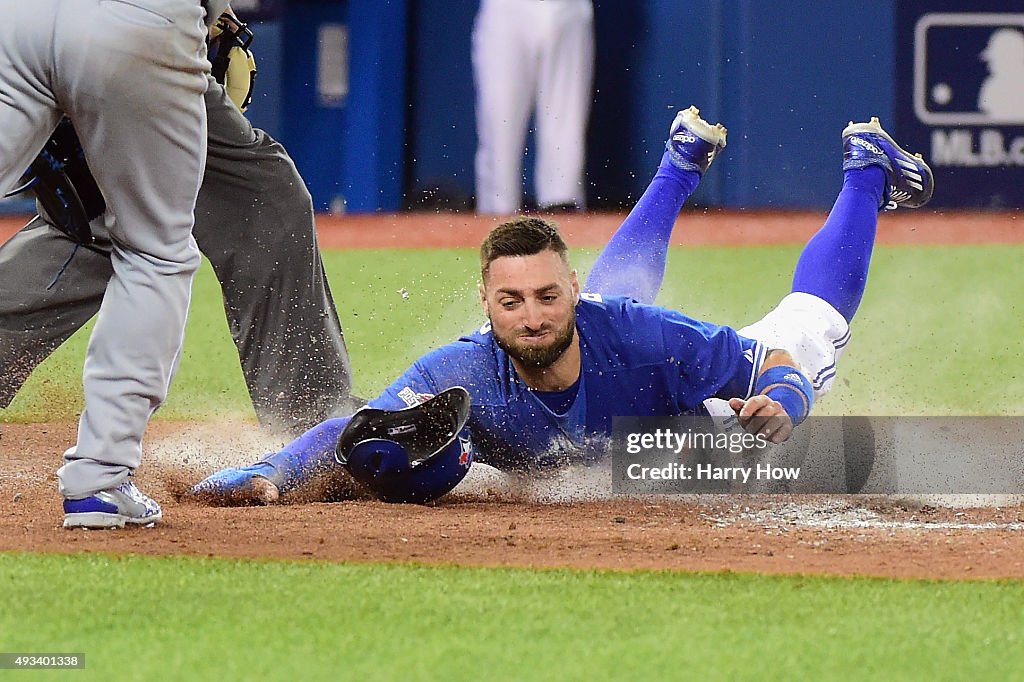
570, 269, 580, 302
478, 280, 488, 310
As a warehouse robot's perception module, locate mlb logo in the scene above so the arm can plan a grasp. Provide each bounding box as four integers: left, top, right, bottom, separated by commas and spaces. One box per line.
914, 13, 1024, 125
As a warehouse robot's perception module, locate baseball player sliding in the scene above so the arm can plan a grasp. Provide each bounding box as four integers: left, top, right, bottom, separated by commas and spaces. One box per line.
0, 0, 231, 529
193, 105, 934, 507
0, 14, 355, 439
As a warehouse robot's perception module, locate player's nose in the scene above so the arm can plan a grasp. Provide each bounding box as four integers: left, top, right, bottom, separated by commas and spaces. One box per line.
520, 300, 546, 330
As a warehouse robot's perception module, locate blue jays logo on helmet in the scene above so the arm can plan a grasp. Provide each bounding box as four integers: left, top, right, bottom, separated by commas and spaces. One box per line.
458, 433, 472, 467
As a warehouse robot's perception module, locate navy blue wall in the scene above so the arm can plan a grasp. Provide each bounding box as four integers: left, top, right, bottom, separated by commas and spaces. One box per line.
249, 0, 897, 211
245, 0, 408, 212
587, 0, 723, 207
716, 1, 894, 208
280, 1, 348, 211
243, 21, 285, 140
407, 0, 478, 205
407, 0, 894, 210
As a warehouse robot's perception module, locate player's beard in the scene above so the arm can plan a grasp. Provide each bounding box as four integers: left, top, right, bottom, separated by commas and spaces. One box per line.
491, 309, 577, 368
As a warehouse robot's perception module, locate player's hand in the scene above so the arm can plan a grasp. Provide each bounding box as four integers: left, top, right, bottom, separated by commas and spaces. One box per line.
189, 462, 280, 506
728, 395, 794, 444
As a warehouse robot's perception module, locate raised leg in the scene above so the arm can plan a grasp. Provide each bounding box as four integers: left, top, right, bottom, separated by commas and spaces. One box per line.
585, 107, 726, 303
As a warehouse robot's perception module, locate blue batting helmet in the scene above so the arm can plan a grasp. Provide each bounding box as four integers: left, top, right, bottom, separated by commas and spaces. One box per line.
335, 387, 475, 504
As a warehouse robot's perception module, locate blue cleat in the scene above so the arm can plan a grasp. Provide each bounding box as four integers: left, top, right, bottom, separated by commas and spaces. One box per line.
842, 117, 934, 210
665, 105, 727, 174
63, 479, 162, 529
189, 462, 280, 506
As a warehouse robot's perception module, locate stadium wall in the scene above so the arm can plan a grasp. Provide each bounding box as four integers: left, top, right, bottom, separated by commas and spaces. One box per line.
241, 1, 898, 211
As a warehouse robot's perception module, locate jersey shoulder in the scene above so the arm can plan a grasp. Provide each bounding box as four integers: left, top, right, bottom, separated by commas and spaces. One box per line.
417, 326, 496, 375
414, 323, 511, 402
577, 294, 731, 364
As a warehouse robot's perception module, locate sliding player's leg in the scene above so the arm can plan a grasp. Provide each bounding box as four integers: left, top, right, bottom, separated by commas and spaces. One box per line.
585, 107, 726, 304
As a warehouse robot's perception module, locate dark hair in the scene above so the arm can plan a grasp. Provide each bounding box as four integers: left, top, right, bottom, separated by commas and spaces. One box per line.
480, 217, 569, 278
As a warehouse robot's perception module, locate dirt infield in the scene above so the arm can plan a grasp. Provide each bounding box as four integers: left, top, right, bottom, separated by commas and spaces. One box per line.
3, 210, 1023, 580
4, 422, 1024, 580
304, 210, 1024, 249
1, 209, 1022, 250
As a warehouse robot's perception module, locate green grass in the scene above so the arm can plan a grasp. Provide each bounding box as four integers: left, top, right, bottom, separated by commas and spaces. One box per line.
653, 244, 1024, 415
2, 552, 1023, 681
3, 244, 1021, 421
3, 246, 1023, 680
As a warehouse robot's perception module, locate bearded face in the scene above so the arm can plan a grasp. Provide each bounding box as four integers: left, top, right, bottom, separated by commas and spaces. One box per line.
480, 250, 580, 370
491, 303, 576, 367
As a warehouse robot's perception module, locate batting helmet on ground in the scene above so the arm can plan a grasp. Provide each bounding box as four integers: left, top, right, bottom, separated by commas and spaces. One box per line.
335, 387, 475, 504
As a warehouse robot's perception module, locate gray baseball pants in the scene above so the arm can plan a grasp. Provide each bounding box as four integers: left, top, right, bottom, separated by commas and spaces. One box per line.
0, 77, 354, 445
0, 0, 211, 498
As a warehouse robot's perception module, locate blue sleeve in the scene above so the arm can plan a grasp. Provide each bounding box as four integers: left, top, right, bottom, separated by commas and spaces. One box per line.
370, 339, 489, 410
584, 157, 697, 304
656, 309, 765, 408
260, 415, 352, 493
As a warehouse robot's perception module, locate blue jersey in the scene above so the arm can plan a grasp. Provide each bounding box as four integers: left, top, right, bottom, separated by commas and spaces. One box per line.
370, 294, 765, 470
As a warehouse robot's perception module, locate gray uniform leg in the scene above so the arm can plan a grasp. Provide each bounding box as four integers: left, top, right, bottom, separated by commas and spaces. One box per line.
0, 0, 210, 498
194, 76, 353, 433
0, 221, 111, 404
0, 78, 352, 435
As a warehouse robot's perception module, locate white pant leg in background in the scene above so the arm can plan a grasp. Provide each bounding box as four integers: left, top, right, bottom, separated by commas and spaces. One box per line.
472, 0, 538, 214
535, 0, 594, 209
473, 0, 594, 214
0, 0, 210, 498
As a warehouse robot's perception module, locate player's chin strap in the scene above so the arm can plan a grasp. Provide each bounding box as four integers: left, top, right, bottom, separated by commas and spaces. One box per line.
335, 387, 476, 504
